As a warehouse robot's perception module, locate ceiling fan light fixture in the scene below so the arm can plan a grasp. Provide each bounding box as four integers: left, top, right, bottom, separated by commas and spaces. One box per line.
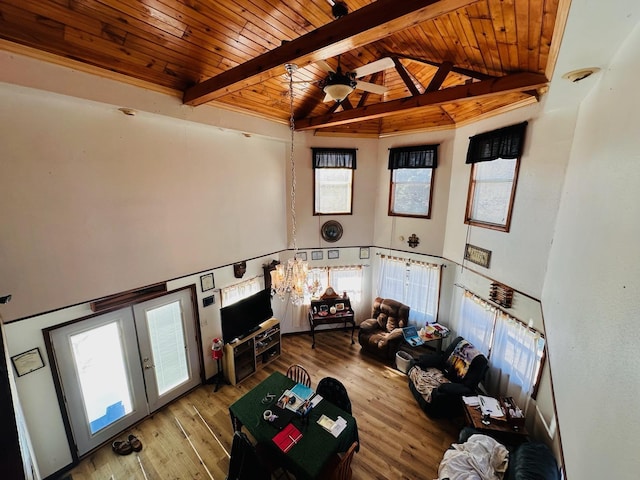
323, 83, 355, 102
322, 71, 357, 102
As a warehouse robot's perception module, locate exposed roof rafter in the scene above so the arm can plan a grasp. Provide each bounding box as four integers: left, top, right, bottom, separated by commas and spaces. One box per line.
183, 0, 480, 106
295, 72, 548, 131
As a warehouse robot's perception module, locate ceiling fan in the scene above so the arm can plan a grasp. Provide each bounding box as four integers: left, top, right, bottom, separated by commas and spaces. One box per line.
315, 56, 394, 103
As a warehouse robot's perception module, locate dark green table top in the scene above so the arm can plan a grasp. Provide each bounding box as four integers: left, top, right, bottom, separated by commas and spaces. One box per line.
229, 371, 359, 480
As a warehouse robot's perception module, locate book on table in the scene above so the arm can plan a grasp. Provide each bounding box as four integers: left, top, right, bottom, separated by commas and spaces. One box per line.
277, 384, 317, 415
272, 423, 303, 453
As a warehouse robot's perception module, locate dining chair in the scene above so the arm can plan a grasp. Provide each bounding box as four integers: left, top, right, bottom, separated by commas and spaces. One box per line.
286, 364, 311, 387
316, 376, 351, 414
324, 441, 358, 480
227, 431, 271, 480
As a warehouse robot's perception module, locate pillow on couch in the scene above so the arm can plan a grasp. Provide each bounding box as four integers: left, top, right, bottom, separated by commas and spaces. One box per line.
443, 339, 483, 382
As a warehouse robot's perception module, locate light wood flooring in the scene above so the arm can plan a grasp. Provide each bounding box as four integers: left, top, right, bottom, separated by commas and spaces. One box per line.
66, 330, 460, 480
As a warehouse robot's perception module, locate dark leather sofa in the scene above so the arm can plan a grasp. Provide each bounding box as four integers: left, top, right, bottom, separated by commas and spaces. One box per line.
408, 336, 488, 418
445, 427, 561, 480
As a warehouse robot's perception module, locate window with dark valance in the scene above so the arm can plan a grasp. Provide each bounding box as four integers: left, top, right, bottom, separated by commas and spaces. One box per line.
388, 144, 438, 169
312, 148, 357, 169
387, 145, 438, 219
465, 122, 528, 164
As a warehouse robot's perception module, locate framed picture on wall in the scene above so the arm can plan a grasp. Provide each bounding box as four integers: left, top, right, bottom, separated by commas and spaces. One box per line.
200, 273, 215, 292
311, 251, 323, 261
359, 247, 370, 259
11, 348, 45, 377
296, 251, 307, 261
328, 249, 339, 259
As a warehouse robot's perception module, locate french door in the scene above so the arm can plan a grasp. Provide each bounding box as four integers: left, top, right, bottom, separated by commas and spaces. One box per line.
49, 289, 200, 456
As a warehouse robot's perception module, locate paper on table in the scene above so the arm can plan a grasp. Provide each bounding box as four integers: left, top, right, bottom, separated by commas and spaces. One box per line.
463, 395, 479, 406
479, 395, 504, 418
331, 416, 347, 438
317, 414, 347, 438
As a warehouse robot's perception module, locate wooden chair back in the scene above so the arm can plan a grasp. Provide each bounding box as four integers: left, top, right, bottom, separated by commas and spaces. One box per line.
286, 364, 311, 387
329, 441, 358, 480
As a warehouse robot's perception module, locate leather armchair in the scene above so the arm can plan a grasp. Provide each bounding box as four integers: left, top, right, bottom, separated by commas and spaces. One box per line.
408, 336, 488, 418
358, 297, 410, 360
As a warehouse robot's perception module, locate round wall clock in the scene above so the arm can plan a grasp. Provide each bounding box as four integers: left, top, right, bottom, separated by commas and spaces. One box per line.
321, 220, 343, 242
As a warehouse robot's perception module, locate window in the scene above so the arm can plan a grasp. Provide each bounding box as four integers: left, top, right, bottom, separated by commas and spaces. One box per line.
388, 145, 438, 218
377, 256, 441, 326
457, 289, 545, 406
465, 122, 527, 231
221, 276, 262, 306
312, 148, 356, 215
304, 266, 364, 317
487, 312, 546, 403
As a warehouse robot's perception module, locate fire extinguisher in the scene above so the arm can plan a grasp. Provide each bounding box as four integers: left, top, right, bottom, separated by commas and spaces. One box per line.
211, 338, 223, 360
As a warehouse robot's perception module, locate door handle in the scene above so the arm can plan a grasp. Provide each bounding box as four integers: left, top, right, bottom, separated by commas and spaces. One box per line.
144, 364, 155, 369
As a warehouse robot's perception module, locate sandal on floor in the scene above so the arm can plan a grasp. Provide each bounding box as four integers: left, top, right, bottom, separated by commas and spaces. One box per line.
128, 434, 143, 452
112, 440, 132, 456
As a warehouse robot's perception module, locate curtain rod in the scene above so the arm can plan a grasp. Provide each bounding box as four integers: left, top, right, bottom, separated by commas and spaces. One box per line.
379, 254, 441, 268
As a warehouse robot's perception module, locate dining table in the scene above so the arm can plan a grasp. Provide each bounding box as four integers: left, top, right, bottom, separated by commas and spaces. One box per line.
228, 371, 359, 479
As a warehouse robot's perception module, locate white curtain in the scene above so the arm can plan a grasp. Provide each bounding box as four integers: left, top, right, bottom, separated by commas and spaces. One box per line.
457, 291, 495, 356
330, 266, 363, 320
221, 276, 262, 307
296, 266, 364, 325
486, 311, 545, 413
377, 256, 441, 327
304, 268, 329, 304
377, 257, 406, 301
406, 263, 440, 325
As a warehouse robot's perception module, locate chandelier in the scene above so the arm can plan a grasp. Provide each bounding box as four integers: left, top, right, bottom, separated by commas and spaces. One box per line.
270, 64, 309, 305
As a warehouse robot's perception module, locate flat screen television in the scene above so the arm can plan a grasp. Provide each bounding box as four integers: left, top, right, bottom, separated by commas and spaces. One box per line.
220, 288, 273, 343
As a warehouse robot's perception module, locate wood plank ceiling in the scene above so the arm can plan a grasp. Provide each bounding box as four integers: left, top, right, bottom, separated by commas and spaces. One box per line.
0, 0, 567, 137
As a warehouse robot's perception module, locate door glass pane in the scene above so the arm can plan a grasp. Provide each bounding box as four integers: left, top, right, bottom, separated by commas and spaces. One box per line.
70, 322, 133, 435
147, 301, 189, 395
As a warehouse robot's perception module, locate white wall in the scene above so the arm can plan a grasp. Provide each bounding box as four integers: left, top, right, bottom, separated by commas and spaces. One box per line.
542, 22, 640, 479
0, 83, 287, 322
374, 130, 456, 254
442, 103, 575, 299
0, 72, 291, 476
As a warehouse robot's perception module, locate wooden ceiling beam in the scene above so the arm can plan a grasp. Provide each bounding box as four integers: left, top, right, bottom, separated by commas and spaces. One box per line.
183, 0, 480, 106
294, 73, 548, 131
426, 61, 454, 92
385, 51, 494, 81
393, 57, 421, 96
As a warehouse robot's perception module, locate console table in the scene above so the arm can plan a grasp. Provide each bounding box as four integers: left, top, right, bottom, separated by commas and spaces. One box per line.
308, 297, 355, 348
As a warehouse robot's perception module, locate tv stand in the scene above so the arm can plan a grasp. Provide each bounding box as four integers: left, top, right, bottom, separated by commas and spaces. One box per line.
223, 318, 280, 385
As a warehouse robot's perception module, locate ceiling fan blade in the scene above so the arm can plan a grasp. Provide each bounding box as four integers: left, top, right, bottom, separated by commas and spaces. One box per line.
316, 60, 336, 73
355, 80, 388, 95
352, 57, 395, 78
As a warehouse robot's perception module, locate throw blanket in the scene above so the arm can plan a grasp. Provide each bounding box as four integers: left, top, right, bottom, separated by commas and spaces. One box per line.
437, 434, 509, 480
408, 366, 450, 403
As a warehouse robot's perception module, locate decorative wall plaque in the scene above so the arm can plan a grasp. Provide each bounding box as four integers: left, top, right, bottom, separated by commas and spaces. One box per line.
464, 244, 491, 268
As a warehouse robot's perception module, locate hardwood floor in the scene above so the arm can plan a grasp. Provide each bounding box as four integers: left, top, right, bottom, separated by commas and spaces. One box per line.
67, 330, 460, 480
